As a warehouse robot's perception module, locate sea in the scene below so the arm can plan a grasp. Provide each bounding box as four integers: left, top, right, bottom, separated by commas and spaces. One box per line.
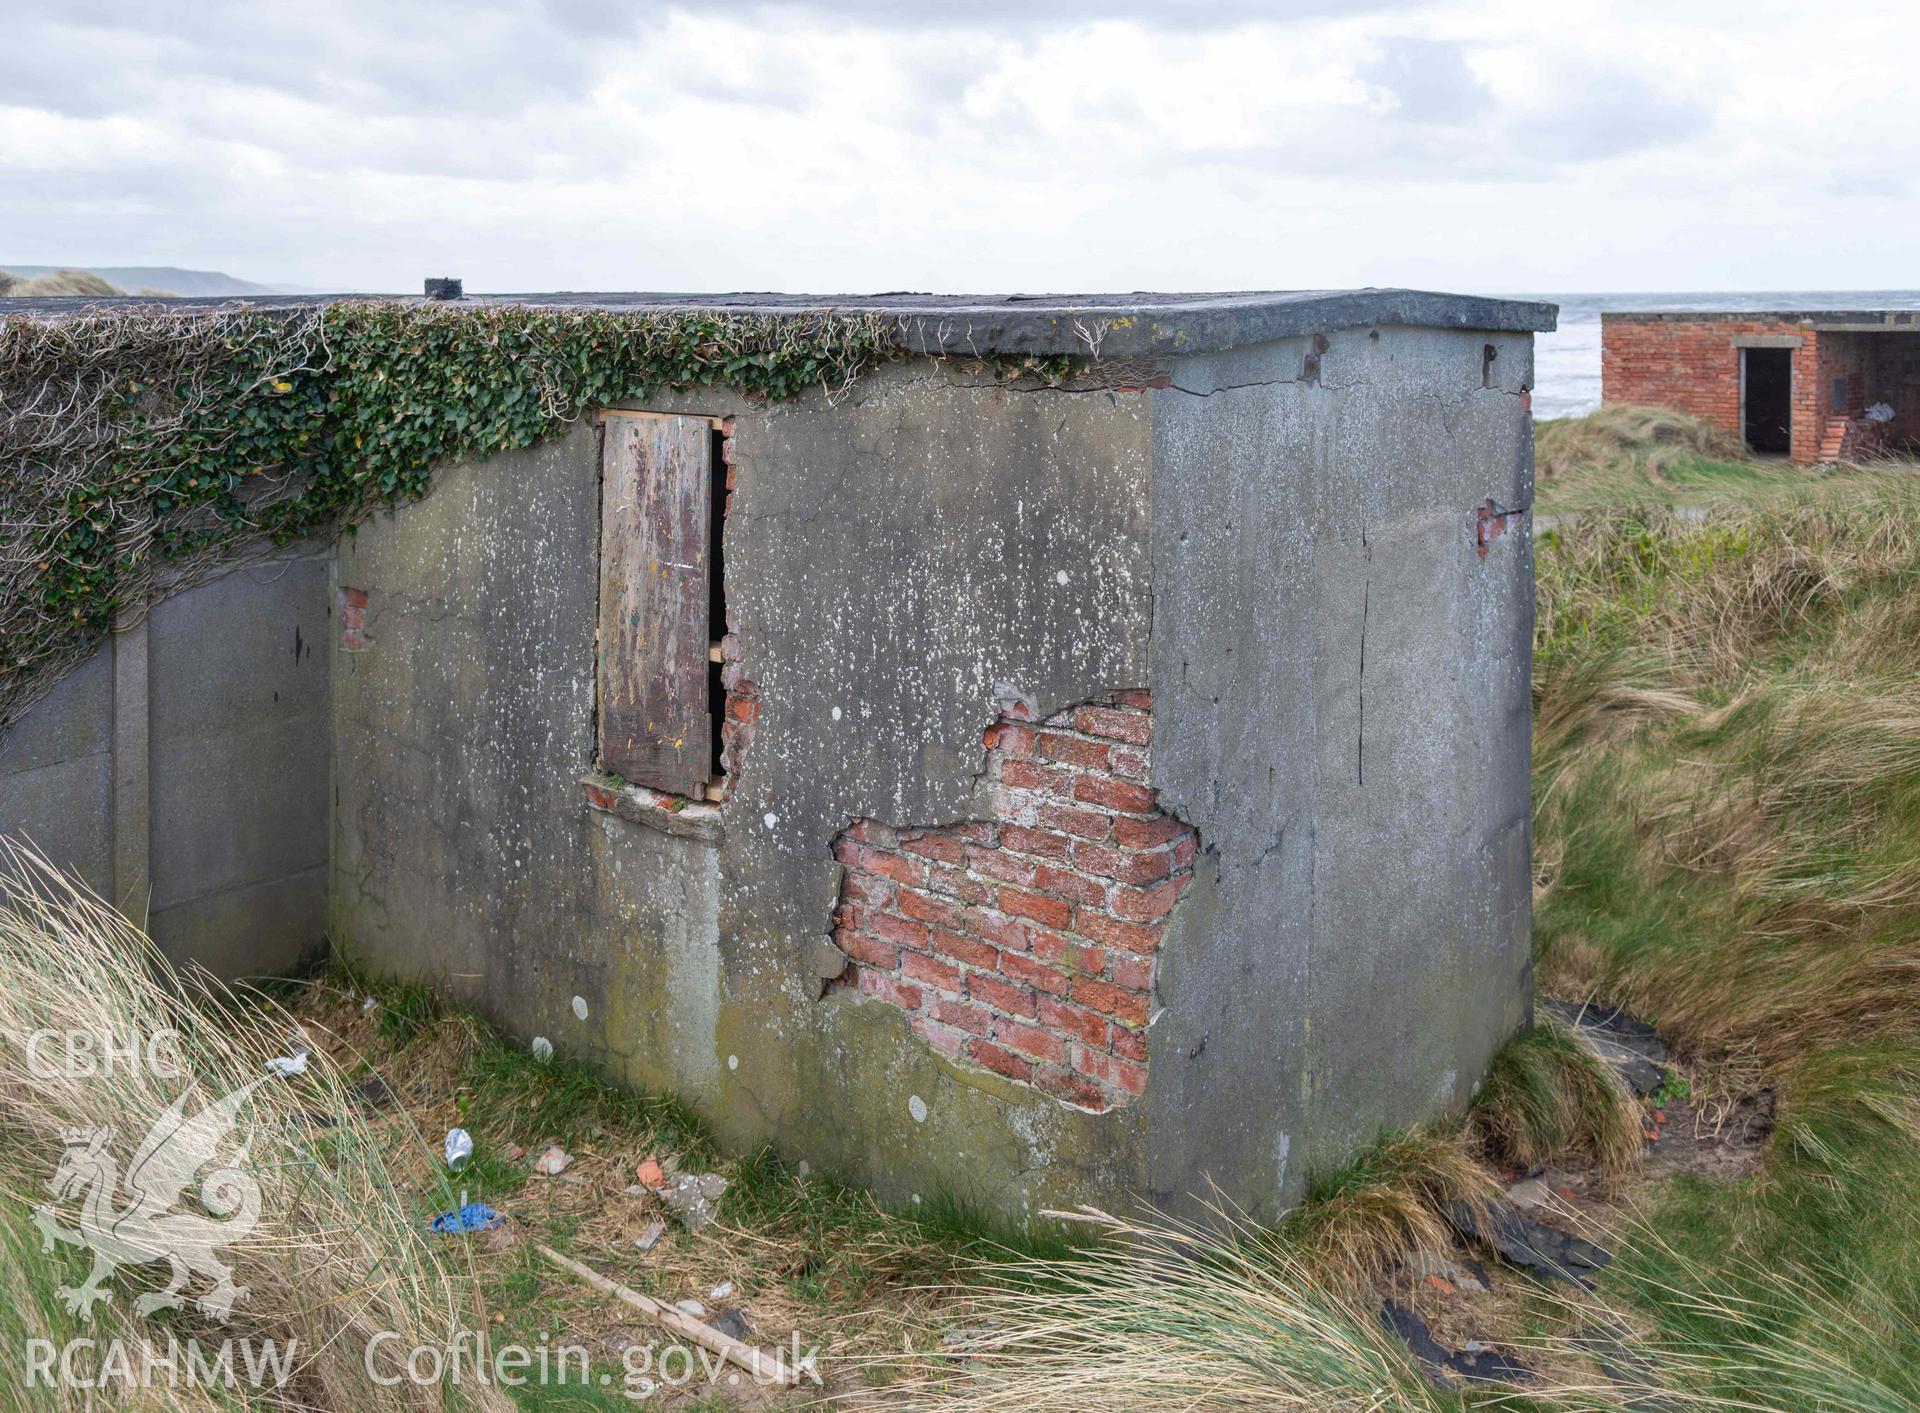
1508, 291, 1920, 421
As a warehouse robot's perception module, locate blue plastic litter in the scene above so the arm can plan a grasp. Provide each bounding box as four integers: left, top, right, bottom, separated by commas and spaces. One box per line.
430, 1202, 503, 1234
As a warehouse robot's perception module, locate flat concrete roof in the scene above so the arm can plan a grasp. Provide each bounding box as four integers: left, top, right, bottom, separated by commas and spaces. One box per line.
1604, 309, 1920, 332
1, 288, 1556, 357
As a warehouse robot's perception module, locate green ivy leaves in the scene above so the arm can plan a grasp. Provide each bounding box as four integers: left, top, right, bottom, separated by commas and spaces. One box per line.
3, 300, 1074, 725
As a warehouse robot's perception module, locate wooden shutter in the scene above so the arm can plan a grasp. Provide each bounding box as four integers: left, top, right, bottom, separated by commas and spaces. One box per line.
597, 412, 712, 796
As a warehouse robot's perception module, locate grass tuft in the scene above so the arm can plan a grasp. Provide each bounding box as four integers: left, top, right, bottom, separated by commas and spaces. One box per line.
1533, 402, 1916, 517
1269, 1131, 1494, 1294
899, 1204, 1445, 1411
1471, 1014, 1643, 1182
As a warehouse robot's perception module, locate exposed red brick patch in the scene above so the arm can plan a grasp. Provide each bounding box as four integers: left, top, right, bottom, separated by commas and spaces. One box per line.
1475, 499, 1525, 560
338, 586, 370, 652
829, 692, 1199, 1112
965, 1038, 1034, 1083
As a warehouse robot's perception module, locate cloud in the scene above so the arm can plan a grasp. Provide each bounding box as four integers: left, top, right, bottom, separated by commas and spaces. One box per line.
0, 0, 1914, 294
1522, 67, 1710, 162
1361, 37, 1492, 124
566, 0, 1428, 30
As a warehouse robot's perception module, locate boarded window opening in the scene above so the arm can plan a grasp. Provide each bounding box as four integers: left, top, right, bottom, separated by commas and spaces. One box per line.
595, 411, 728, 799
707, 427, 729, 779
1742, 347, 1791, 455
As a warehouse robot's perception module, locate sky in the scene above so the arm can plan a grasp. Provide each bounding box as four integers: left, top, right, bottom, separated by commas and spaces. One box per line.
2, 0, 1914, 296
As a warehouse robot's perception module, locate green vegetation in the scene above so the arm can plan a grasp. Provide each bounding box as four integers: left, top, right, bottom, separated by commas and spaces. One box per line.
0, 855, 1097, 1406
0, 300, 1076, 733
1531, 478, 1920, 1407
0, 844, 490, 1410
1265, 1130, 1494, 1295
0, 302, 899, 731
1535, 401, 1912, 515
935, 411, 1920, 1407
8, 402, 1920, 1407
1470, 1014, 1643, 1181
905, 1205, 1447, 1411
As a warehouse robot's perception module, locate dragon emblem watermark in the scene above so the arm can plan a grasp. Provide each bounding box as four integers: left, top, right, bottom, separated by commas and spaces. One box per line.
31, 1077, 265, 1323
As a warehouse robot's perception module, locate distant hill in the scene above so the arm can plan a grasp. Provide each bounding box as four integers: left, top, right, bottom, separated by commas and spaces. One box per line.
0, 265, 304, 296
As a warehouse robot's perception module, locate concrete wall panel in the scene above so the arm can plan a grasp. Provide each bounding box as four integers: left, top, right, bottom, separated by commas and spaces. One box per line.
0, 555, 331, 975
0, 650, 113, 895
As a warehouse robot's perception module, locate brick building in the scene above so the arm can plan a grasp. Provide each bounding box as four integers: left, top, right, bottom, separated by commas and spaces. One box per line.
1602, 310, 1920, 462
4, 289, 1551, 1221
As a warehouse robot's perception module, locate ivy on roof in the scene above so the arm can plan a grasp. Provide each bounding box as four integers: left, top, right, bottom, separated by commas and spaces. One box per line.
0, 299, 1072, 731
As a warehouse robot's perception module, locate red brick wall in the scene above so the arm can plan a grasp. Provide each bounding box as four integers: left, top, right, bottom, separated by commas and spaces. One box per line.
1868, 335, 1920, 449
1601, 317, 1824, 460
1788, 333, 1826, 462
1819, 333, 1873, 423
338, 586, 369, 652
712, 425, 760, 796
829, 691, 1197, 1112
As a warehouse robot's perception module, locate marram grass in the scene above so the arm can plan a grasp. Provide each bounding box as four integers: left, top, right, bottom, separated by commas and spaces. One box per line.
0, 841, 504, 1411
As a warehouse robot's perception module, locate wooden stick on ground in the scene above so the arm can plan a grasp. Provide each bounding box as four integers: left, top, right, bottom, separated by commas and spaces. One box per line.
536, 1243, 799, 1387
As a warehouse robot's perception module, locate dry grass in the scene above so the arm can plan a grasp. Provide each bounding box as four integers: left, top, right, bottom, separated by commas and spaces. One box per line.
0, 849, 985, 1406
1535, 488, 1920, 1074
1532, 404, 1915, 516
893, 1197, 1920, 1411
0, 843, 503, 1410
0, 268, 123, 297
1470, 1015, 1644, 1184
892, 1204, 1446, 1412
1526, 484, 1920, 1407
284, 970, 1009, 1404
1537, 403, 1746, 485
1270, 1132, 1496, 1296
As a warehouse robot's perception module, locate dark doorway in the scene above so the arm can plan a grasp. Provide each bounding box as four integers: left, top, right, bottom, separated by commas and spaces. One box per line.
1743, 347, 1792, 454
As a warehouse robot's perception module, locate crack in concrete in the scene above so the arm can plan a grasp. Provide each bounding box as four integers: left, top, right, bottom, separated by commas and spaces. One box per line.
1252, 804, 1307, 868
1357, 580, 1368, 788
1357, 512, 1370, 789
1165, 376, 1304, 398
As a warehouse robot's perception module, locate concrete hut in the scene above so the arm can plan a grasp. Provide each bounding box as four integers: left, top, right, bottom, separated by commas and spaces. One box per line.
1, 289, 1554, 1219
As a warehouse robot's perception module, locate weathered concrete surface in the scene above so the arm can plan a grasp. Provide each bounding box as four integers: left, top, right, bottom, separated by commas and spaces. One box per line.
0, 648, 113, 894
0, 555, 331, 975
1146, 326, 1534, 1211
333, 364, 1159, 1215
0, 291, 1543, 1221
333, 323, 1535, 1221
146, 556, 331, 974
